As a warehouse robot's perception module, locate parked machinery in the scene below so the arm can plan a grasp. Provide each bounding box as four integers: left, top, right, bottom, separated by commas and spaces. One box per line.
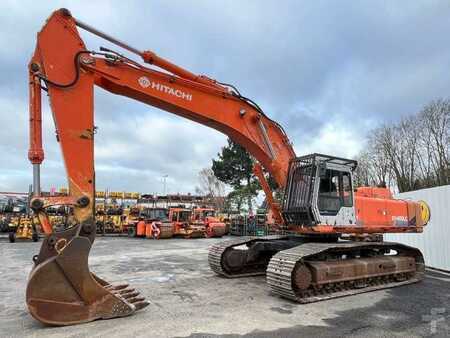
126, 207, 174, 239
169, 207, 205, 238
254, 208, 278, 235
0, 199, 12, 233
95, 203, 106, 233
0, 197, 10, 232
8, 214, 39, 243
0, 214, 8, 233
216, 213, 231, 234
122, 206, 142, 237
46, 206, 70, 231
141, 207, 173, 239
191, 207, 226, 237
0, 198, 39, 242
96, 203, 134, 235
229, 215, 245, 236
25, 9, 429, 325
104, 205, 125, 234
229, 213, 270, 237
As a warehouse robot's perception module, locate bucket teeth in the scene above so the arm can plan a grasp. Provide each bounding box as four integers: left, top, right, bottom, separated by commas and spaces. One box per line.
127, 296, 145, 303
133, 301, 150, 311
118, 288, 136, 295
106, 283, 129, 291
121, 291, 140, 299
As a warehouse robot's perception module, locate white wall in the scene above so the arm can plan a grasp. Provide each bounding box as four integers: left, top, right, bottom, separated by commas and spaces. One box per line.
385, 184, 450, 271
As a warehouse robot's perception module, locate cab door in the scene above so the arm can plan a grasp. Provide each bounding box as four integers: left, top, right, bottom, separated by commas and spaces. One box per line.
316, 168, 356, 225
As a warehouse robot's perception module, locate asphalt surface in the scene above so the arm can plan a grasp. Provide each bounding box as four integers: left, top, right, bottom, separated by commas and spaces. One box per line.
0, 235, 449, 338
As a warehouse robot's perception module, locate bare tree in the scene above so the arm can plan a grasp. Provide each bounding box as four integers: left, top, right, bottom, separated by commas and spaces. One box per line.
355, 98, 450, 192
416, 119, 435, 188
195, 168, 226, 209
377, 118, 421, 192
368, 129, 393, 187
354, 133, 392, 188
418, 99, 450, 186
354, 151, 371, 187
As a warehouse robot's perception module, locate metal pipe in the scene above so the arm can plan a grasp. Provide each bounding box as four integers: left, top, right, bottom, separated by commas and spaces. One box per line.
33, 164, 41, 196
74, 18, 142, 56
27, 184, 32, 216
28, 73, 44, 197
74, 15, 225, 91
258, 119, 276, 160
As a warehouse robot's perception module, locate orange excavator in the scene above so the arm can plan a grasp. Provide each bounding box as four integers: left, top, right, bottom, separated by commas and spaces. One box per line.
27, 8, 430, 326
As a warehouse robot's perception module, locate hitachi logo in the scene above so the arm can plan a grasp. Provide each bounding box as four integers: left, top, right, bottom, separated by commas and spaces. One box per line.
138, 76, 192, 101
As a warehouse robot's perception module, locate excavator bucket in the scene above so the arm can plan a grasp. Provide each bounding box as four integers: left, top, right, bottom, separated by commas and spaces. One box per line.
26, 222, 149, 325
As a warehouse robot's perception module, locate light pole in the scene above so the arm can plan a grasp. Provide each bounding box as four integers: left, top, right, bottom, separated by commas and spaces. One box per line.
162, 174, 168, 196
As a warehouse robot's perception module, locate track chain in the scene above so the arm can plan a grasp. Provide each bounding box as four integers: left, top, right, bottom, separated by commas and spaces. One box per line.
266, 241, 424, 303
208, 235, 287, 278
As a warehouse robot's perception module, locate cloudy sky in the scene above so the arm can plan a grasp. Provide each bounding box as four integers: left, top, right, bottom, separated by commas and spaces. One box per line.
1, 0, 449, 195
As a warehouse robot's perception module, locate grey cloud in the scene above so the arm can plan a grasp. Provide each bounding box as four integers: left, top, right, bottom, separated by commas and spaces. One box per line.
1, 1, 450, 194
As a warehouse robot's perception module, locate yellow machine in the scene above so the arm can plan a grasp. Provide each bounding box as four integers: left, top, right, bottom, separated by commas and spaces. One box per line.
216, 213, 231, 234
9, 215, 39, 243
95, 204, 128, 235
104, 214, 125, 233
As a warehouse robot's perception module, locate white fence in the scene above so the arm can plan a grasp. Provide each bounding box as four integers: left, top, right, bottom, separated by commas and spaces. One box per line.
385, 184, 450, 271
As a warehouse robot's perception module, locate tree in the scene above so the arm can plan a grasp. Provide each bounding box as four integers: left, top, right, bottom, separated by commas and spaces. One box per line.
212, 138, 259, 212
378, 119, 420, 192
195, 168, 226, 210
354, 97, 450, 192
418, 99, 450, 186
354, 146, 392, 188
196, 168, 226, 198
226, 188, 247, 214
353, 151, 371, 187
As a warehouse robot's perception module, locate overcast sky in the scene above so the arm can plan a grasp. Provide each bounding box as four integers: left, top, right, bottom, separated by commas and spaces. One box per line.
1, 0, 449, 194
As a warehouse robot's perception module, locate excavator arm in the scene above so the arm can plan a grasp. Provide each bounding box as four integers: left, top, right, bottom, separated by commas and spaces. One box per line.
26, 8, 294, 325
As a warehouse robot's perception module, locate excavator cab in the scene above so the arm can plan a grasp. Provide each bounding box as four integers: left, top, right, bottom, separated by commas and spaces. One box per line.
283, 153, 357, 227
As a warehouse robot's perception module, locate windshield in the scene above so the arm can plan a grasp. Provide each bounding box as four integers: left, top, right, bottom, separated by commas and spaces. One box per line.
178, 211, 191, 222
202, 210, 215, 218
142, 208, 169, 221
318, 169, 353, 215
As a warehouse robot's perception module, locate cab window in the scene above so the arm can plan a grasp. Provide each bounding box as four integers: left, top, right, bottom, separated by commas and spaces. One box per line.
342, 172, 352, 207
318, 169, 353, 215
179, 211, 191, 222
203, 210, 215, 217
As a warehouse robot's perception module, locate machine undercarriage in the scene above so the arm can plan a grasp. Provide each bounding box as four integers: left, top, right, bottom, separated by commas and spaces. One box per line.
209, 236, 424, 303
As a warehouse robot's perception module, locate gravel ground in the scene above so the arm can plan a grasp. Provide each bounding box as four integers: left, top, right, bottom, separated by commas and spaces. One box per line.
0, 235, 449, 337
